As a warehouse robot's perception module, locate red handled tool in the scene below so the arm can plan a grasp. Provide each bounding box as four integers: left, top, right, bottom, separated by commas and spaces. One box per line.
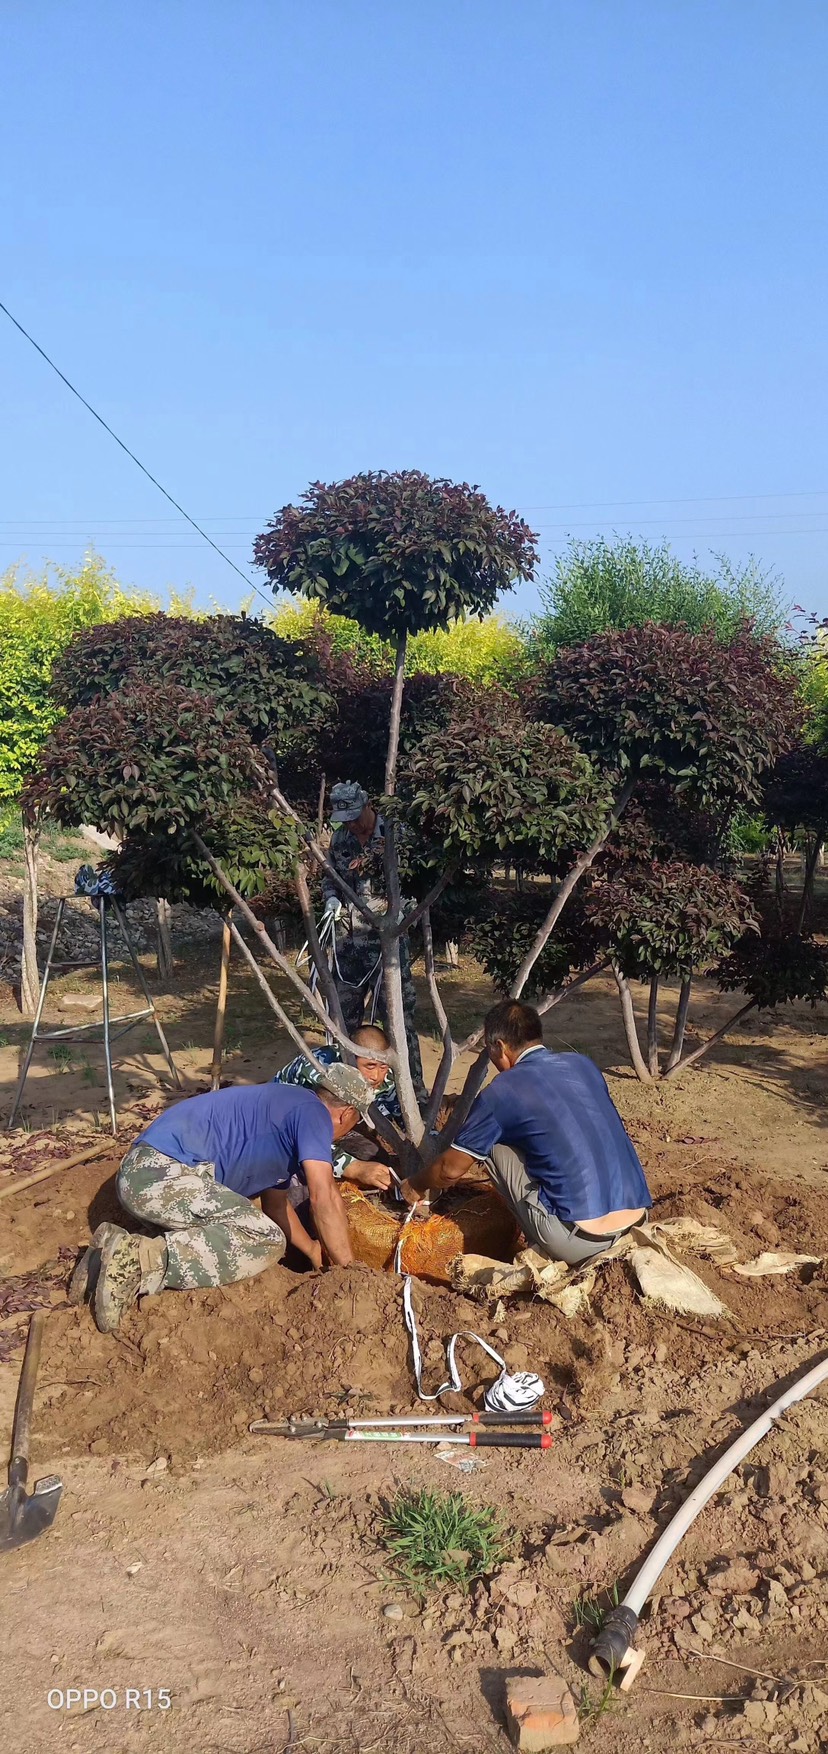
249, 1413, 553, 1449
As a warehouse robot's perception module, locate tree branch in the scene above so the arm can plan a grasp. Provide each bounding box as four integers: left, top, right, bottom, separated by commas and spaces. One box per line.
396, 863, 458, 937
227, 921, 330, 1077
294, 860, 348, 1038
509, 776, 635, 1000
664, 997, 757, 1079
191, 833, 394, 1069
261, 770, 380, 931
421, 906, 456, 1132
536, 957, 610, 1016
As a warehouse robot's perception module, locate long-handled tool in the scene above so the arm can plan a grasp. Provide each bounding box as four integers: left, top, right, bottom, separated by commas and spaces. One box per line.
250, 1412, 553, 1449
0, 1310, 63, 1553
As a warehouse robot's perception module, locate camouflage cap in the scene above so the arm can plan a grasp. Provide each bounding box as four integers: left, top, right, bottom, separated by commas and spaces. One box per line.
317, 1062, 374, 1114
330, 781, 369, 824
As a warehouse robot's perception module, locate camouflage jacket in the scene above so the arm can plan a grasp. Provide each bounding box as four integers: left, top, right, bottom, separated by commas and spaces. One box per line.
322, 815, 388, 936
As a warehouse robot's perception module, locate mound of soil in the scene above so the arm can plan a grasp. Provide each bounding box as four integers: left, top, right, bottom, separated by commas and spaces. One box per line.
35, 1157, 828, 1468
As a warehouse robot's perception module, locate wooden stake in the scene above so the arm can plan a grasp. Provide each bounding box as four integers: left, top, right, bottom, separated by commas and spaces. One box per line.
210, 918, 232, 1091
0, 1141, 112, 1202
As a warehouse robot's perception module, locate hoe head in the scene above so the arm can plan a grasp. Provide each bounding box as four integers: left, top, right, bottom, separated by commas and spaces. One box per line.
0, 1461, 63, 1552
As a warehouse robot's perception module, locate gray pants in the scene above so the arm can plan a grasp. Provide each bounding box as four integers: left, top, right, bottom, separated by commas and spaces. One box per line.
487, 1145, 635, 1267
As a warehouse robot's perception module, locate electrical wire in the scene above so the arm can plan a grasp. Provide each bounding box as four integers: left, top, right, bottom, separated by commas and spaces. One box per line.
0, 298, 275, 612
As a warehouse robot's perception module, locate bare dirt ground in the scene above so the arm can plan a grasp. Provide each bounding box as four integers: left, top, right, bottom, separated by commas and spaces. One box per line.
1, 875, 828, 1754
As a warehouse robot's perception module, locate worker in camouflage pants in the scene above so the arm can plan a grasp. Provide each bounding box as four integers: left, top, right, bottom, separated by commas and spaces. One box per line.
68, 1065, 374, 1333
323, 781, 425, 1101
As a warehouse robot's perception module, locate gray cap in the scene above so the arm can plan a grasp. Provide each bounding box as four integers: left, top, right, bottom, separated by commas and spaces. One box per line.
330, 781, 369, 824
318, 1062, 374, 1114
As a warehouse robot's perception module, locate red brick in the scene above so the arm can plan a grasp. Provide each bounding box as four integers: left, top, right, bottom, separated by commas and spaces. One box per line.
505, 1674, 580, 1749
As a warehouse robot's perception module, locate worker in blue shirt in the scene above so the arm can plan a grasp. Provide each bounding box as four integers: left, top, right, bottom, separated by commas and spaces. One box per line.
68, 1063, 374, 1333
400, 1000, 650, 1264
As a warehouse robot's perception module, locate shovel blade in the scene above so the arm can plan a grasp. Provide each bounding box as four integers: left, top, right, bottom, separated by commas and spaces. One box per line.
0, 1474, 63, 1552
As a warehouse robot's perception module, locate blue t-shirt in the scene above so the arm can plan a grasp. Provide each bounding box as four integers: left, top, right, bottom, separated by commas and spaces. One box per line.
453, 1047, 650, 1225
138, 1083, 334, 1200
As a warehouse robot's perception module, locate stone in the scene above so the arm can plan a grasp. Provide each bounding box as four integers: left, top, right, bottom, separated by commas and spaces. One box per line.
505, 1674, 580, 1749
690, 1614, 715, 1642
494, 1625, 517, 1656
766, 1578, 788, 1616
507, 1581, 538, 1609
383, 1604, 404, 1621
621, 1485, 656, 1517
758, 1461, 790, 1498
708, 1560, 759, 1595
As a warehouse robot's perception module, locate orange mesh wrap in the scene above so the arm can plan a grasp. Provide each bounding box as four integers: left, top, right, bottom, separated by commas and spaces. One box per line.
339, 1183, 518, 1285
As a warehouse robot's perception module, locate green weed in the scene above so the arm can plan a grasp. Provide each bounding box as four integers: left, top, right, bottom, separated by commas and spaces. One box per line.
380, 1488, 511, 1595
48, 1045, 76, 1072
572, 1581, 619, 1632
577, 1674, 616, 1727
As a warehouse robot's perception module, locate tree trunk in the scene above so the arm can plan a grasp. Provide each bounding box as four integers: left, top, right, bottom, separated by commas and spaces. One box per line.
774, 829, 786, 923
647, 975, 660, 1078
210, 918, 232, 1090
797, 835, 823, 937
421, 906, 456, 1132
380, 634, 424, 1143
664, 997, 757, 1079
294, 861, 347, 1037
20, 808, 41, 1017
155, 898, 174, 987
665, 975, 692, 1071
612, 961, 652, 1082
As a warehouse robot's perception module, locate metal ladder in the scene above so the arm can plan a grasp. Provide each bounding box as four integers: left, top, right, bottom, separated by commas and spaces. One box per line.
7, 894, 181, 1136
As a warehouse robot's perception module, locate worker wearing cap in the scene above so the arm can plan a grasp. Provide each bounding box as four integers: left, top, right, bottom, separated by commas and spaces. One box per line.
68, 1064, 374, 1332
272, 1024, 401, 1190
323, 780, 425, 1100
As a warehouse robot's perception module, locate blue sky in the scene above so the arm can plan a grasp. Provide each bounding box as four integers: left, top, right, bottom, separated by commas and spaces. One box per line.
2, 1, 827, 621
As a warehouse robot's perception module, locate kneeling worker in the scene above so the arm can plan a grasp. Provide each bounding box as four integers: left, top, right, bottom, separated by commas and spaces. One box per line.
273, 1024, 401, 1191
400, 1000, 650, 1264
70, 1065, 372, 1332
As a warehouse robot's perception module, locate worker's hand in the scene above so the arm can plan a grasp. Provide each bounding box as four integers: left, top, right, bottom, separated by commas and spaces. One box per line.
347, 1160, 393, 1192
324, 895, 343, 920
307, 1241, 324, 1271
398, 1178, 431, 1212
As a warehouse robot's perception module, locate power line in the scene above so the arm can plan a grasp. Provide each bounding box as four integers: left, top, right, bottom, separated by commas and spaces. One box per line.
0, 299, 275, 612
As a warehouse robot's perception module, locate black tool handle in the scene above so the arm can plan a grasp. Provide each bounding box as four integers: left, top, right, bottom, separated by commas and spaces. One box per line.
469, 1430, 553, 1449
472, 1410, 553, 1427
9, 1310, 46, 1490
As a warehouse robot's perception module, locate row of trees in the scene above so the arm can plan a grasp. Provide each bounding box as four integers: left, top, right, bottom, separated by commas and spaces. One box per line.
14, 471, 827, 1159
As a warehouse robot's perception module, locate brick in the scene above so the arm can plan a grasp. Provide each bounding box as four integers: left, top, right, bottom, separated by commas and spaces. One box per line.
505, 1674, 580, 1749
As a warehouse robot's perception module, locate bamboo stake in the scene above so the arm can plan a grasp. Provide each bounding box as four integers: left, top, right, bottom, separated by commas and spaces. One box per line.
210, 918, 232, 1091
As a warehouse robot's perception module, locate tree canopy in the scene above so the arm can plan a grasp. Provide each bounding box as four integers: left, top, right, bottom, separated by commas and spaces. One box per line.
253, 470, 539, 641
0, 555, 156, 806
534, 535, 787, 655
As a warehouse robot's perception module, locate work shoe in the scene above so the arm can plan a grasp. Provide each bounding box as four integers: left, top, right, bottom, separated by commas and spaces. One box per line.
66, 1222, 119, 1307
94, 1227, 144, 1333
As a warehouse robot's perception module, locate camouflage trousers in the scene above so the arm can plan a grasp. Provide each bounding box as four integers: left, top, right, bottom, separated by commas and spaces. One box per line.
334, 933, 425, 1099
117, 1144, 286, 1292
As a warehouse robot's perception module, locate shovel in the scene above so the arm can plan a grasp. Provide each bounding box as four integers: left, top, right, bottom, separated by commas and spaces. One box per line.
0, 1309, 63, 1552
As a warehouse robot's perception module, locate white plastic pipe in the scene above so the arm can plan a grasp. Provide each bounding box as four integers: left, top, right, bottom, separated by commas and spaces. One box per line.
590, 1349, 828, 1676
